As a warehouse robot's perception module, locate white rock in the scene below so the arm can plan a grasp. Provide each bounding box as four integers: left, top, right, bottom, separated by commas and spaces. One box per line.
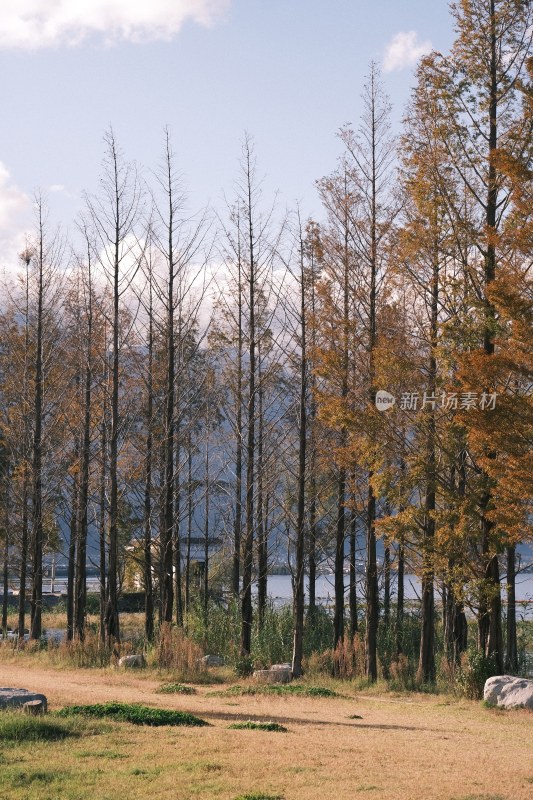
0, 688, 48, 712
271, 663, 292, 672
253, 669, 291, 684
484, 675, 533, 710
199, 655, 224, 667
118, 654, 146, 668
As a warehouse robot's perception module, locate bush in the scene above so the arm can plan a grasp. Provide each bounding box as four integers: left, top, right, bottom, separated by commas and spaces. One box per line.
388, 654, 417, 692
228, 720, 288, 732
0, 713, 81, 742
57, 702, 208, 727
155, 622, 204, 674
156, 683, 197, 695
456, 648, 498, 700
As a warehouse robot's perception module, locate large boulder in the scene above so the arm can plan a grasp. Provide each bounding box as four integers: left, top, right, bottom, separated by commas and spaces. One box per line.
484, 675, 533, 710
118, 654, 146, 669
0, 688, 48, 713
253, 668, 292, 684
198, 655, 224, 667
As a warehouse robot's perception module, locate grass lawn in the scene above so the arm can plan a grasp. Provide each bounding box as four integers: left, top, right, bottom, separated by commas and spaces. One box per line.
0, 660, 532, 799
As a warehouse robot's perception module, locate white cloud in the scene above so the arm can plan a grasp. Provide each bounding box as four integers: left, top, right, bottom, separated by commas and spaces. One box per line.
0, 163, 32, 276
383, 31, 432, 73
0, 1, 231, 49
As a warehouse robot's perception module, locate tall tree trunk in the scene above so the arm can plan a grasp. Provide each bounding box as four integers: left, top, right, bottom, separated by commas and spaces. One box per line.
383, 541, 390, 628
241, 140, 257, 657
333, 472, 346, 648
30, 205, 45, 641
256, 344, 267, 629
349, 502, 358, 637
505, 544, 517, 673
418, 241, 438, 684
232, 246, 244, 599
66, 461, 79, 642
480, 0, 502, 673
185, 433, 192, 613
292, 235, 308, 678
203, 422, 210, 624
18, 468, 29, 639
98, 410, 107, 644
2, 486, 9, 635
396, 538, 405, 657
143, 269, 154, 642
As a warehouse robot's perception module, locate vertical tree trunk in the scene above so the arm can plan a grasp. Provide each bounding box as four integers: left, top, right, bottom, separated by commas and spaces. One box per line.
143, 268, 154, 642
232, 246, 244, 599
383, 541, 391, 628
30, 204, 45, 641
98, 410, 107, 644
2, 486, 9, 635
66, 463, 79, 642
333, 472, 346, 647
203, 420, 210, 624
349, 502, 358, 637
417, 240, 438, 685
185, 433, 193, 613
256, 343, 267, 629
292, 233, 307, 678
505, 544, 517, 673
241, 140, 257, 657
396, 538, 405, 657
18, 470, 29, 639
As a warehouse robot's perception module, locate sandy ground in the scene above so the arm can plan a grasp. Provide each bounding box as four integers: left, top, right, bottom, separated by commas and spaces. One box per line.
1, 661, 532, 800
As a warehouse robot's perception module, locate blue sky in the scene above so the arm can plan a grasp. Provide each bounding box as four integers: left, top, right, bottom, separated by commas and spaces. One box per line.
0, 1, 455, 265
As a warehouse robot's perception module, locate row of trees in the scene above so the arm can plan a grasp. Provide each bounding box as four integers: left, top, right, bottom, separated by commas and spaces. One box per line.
0, 0, 532, 682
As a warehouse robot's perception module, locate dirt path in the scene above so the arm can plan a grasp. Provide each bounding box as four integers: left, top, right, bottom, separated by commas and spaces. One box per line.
1, 661, 532, 800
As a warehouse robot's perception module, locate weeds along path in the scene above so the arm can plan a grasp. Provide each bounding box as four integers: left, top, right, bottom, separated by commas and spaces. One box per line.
0, 662, 532, 799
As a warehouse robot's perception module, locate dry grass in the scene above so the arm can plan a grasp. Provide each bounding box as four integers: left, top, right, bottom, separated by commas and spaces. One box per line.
0, 661, 532, 799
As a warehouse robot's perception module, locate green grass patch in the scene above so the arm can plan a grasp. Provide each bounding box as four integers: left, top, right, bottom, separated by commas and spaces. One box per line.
223, 683, 340, 698
234, 794, 284, 800
228, 720, 288, 732
454, 796, 505, 800
57, 702, 208, 727
157, 682, 197, 695
0, 712, 84, 743
4, 767, 69, 787
75, 749, 128, 759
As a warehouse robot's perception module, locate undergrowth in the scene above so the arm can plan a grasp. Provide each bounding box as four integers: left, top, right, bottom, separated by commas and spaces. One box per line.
228, 720, 288, 732
57, 702, 208, 727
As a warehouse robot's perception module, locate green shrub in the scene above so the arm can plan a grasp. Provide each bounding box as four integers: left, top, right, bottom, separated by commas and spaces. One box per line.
224, 684, 339, 698
234, 794, 284, 800
456, 649, 498, 700
157, 683, 197, 695
234, 655, 255, 678
0, 713, 81, 743
228, 720, 288, 732
57, 702, 208, 727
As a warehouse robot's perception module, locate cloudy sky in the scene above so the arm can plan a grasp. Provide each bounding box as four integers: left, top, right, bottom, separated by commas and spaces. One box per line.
0, 0, 454, 264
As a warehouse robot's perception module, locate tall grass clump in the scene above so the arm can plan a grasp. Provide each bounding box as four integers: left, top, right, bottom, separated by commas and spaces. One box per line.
0, 712, 83, 743
456, 648, 498, 700
154, 622, 204, 675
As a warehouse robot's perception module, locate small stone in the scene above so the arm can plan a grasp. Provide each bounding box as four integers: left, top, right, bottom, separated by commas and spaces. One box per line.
23, 699, 45, 715
118, 654, 146, 668
198, 655, 224, 667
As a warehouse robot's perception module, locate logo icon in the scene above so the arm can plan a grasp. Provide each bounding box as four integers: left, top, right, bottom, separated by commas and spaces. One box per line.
375, 390, 396, 411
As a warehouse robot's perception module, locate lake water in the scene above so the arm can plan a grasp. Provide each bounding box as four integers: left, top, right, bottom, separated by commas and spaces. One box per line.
253, 572, 533, 618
